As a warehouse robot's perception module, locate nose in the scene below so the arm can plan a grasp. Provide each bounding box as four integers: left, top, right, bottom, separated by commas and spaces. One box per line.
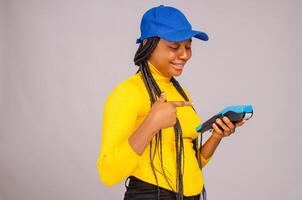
179, 46, 190, 60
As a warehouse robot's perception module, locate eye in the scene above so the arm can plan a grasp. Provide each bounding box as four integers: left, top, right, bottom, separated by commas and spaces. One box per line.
185, 46, 191, 50
169, 46, 179, 50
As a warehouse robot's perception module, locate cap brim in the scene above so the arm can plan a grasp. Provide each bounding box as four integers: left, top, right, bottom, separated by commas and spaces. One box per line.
191, 30, 209, 41
135, 29, 209, 44
159, 29, 209, 42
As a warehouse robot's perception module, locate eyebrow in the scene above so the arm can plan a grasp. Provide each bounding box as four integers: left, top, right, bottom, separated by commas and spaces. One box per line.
169, 39, 192, 45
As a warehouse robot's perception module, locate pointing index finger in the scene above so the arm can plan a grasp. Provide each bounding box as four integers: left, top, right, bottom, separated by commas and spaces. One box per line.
169, 101, 194, 107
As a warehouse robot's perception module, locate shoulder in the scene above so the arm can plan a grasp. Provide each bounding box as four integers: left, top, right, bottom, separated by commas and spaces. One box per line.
105, 73, 143, 105
113, 73, 142, 95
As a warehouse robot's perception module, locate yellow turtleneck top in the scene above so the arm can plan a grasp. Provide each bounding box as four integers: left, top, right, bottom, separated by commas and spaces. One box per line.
97, 61, 211, 196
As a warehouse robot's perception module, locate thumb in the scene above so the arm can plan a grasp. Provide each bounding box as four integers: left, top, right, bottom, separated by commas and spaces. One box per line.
157, 92, 166, 103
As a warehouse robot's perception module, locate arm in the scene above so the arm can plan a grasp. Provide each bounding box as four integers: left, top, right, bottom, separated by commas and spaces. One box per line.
97, 82, 142, 186
181, 90, 247, 167
200, 133, 222, 166
129, 92, 193, 155
200, 117, 247, 166
97, 87, 193, 186
128, 114, 159, 156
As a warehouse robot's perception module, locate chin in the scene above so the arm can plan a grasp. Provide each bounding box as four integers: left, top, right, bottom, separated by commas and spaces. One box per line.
171, 69, 183, 77
173, 72, 182, 77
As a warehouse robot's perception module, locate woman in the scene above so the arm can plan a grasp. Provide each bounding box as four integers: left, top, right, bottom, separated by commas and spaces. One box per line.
97, 5, 246, 200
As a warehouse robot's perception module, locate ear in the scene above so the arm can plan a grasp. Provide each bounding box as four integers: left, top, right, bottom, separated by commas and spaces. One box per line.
142, 39, 147, 46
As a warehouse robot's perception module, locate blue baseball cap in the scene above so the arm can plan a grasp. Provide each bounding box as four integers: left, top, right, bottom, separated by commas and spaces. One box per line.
136, 5, 209, 44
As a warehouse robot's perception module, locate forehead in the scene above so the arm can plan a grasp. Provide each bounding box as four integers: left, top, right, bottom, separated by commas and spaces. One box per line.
160, 38, 192, 45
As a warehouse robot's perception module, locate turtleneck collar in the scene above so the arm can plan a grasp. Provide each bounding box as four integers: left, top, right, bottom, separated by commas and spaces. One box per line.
147, 60, 171, 84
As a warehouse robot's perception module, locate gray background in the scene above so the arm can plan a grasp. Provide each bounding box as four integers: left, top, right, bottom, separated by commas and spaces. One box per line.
1, 0, 301, 200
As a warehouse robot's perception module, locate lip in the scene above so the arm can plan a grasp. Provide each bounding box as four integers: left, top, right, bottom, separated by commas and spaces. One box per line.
171, 62, 185, 70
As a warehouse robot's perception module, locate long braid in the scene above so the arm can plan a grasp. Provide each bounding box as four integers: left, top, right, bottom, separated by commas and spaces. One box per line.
134, 38, 163, 198
171, 77, 207, 199
133, 37, 206, 200
142, 59, 176, 192
135, 37, 175, 192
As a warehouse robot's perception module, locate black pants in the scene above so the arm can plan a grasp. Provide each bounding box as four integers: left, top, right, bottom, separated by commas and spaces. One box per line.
123, 176, 201, 200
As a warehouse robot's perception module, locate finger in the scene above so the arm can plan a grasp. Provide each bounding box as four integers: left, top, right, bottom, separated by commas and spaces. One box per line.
216, 118, 231, 134
170, 101, 193, 107
212, 123, 223, 135
236, 119, 246, 127
222, 117, 235, 132
157, 92, 166, 103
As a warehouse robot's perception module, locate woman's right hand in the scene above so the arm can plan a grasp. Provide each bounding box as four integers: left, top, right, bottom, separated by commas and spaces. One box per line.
128, 92, 193, 155
147, 92, 193, 130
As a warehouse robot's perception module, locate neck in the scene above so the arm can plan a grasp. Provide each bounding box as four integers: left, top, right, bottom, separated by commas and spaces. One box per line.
147, 60, 171, 84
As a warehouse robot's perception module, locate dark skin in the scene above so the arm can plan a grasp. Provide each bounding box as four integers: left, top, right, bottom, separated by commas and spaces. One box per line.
148, 38, 193, 77
129, 38, 246, 165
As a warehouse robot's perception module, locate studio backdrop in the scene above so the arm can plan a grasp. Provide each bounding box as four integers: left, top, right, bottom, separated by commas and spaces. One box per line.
0, 0, 301, 200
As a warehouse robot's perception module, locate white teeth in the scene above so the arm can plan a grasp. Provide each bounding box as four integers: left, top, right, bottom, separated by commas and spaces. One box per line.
171, 63, 184, 70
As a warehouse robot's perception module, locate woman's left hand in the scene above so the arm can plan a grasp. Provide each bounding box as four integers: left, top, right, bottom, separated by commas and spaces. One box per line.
211, 116, 246, 139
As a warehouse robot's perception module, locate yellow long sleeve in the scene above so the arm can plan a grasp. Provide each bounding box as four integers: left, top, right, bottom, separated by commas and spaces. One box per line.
97, 61, 211, 196
97, 81, 142, 185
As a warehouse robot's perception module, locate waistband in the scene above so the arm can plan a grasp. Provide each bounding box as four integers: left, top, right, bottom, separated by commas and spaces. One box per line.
125, 176, 201, 200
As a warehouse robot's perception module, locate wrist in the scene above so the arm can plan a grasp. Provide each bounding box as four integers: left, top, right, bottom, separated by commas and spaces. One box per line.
211, 131, 223, 140
145, 113, 160, 135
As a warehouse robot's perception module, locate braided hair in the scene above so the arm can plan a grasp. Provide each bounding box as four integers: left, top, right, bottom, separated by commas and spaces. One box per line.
133, 37, 206, 200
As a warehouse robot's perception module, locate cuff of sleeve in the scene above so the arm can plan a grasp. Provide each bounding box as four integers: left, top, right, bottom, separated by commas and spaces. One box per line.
117, 140, 141, 174
201, 155, 212, 167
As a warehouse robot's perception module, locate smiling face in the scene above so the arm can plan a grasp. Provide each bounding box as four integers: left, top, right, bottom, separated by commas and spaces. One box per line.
147, 38, 192, 77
